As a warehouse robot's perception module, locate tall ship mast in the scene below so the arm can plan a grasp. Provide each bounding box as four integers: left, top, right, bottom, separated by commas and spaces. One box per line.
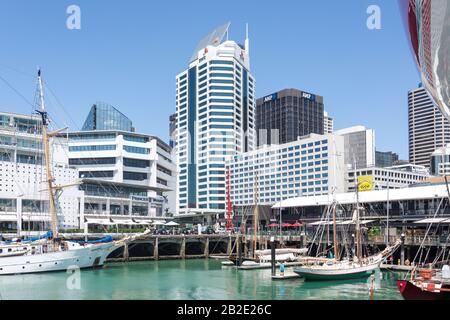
36, 69, 61, 237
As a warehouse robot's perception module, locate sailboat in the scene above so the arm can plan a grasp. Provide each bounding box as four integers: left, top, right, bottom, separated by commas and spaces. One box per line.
224, 173, 307, 267
0, 70, 149, 275
294, 186, 400, 281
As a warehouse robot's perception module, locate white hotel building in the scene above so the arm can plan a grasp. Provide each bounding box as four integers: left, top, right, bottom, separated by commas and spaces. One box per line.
226, 133, 346, 207
175, 23, 256, 215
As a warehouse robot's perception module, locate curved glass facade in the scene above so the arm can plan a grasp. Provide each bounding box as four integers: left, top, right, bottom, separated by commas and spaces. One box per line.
82, 102, 133, 132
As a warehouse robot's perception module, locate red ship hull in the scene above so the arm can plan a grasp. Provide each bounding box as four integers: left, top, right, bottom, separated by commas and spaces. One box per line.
397, 280, 450, 300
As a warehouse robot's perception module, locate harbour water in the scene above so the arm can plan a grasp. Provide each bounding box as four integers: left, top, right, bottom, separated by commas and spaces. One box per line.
0, 259, 404, 300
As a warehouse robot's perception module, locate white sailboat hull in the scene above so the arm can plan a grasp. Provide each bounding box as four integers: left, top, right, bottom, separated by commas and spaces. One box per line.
0, 242, 117, 275
294, 256, 382, 281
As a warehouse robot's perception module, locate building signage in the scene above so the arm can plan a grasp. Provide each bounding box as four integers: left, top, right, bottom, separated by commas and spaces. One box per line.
358, 175, 374, 192
263, 93, 278, 103
131, 195, 149, 202
131, 195, 166, 206
302, 92, 316, 101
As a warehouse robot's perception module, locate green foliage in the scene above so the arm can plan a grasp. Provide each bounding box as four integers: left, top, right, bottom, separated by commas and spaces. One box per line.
368, 227, 381, 236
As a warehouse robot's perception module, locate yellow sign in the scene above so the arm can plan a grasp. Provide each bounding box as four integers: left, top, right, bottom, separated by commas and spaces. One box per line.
358, 175, 374, 192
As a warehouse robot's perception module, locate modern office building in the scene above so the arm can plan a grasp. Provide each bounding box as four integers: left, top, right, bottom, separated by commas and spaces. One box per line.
375, 150, 400, 168
175, 22, 256, 215
256, 88, 324, 146
226, 133, 346, 208
430, 144, 450, 176
324, 111, 333, 134
408, 85, 450, 168
59, 130, 176, 223
82, 102, 134, 132
334, 126, 376, 170
0, 112, 82, 234
346, 164, 429, 192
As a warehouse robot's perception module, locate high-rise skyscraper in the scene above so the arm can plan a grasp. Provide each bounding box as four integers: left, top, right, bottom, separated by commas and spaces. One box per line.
256, 88, 324, 146
175, 22, 255, 214
324, 111, 333, 134
408, 85, 450, 168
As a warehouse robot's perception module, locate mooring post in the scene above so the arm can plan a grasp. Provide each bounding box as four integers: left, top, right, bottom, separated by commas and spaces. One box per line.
204, 236, 210, 258
271, 236, 276, 277
180, 236, 186, 259
123, 242, 129, 262
401, 233, 405, 265
244, 239, 248, 258
154, 237, 159, 261
237, 235, 242, 267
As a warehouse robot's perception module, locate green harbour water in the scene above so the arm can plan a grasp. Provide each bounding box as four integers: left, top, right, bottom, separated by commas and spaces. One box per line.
0, 259, 404, 300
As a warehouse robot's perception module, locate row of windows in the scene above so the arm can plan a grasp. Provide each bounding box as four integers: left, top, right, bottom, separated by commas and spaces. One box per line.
123, 158, 150, 168
123, 135, 149, 143
70, 134, 116, 141
123, 171, 148, 181
69, 157, 116, 166
123, 146, 150, 154
69, 145, 116, 152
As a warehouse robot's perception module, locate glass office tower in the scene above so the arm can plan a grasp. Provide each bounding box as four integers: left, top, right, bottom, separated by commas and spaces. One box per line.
256, 89, 324, 146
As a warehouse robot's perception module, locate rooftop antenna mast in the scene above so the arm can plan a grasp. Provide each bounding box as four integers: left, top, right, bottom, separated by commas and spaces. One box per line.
245, 23, 250, 55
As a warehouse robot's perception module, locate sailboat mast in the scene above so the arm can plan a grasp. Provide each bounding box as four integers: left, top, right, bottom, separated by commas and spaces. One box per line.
355, 174, 362, 262
332, 202, 339, 261
37, 70, 58, 237
253, 173, 259, 259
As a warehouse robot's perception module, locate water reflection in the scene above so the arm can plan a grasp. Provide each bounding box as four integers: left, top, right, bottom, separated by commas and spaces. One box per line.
0, 260, 403, 300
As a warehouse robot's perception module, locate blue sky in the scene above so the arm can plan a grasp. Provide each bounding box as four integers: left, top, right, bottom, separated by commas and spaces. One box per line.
0, 0, 419, 159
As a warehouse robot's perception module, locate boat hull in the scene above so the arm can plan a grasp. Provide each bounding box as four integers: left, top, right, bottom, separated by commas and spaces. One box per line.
397, 280, 450, 300
0, 243, 117, 275
294, 262, 380, 281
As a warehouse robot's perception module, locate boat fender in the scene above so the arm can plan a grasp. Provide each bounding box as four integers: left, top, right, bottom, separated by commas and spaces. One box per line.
442, 265, 450, 279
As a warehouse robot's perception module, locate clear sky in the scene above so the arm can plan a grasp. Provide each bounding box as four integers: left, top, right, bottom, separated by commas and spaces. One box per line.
0, 0, 420, 159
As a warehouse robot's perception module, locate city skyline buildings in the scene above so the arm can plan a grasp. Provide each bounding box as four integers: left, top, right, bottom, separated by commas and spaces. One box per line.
0, 1, 421, 160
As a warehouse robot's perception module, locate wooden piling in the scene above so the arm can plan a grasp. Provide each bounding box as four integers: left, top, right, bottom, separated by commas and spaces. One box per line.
154, 237, 159, 261
180, 237, 186, 259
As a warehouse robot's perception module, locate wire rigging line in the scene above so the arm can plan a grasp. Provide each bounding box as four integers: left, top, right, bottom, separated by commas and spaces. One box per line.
0, 74, 36, 109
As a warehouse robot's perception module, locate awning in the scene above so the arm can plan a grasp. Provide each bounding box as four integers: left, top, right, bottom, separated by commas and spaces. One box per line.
307, 220, 375, 226
85, 218, 116, 225
413, 218, 450, 224
111, 219, 138, 225
267, 223, 279, 227
272, 184, 449, 209
133, 220, 153, 225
